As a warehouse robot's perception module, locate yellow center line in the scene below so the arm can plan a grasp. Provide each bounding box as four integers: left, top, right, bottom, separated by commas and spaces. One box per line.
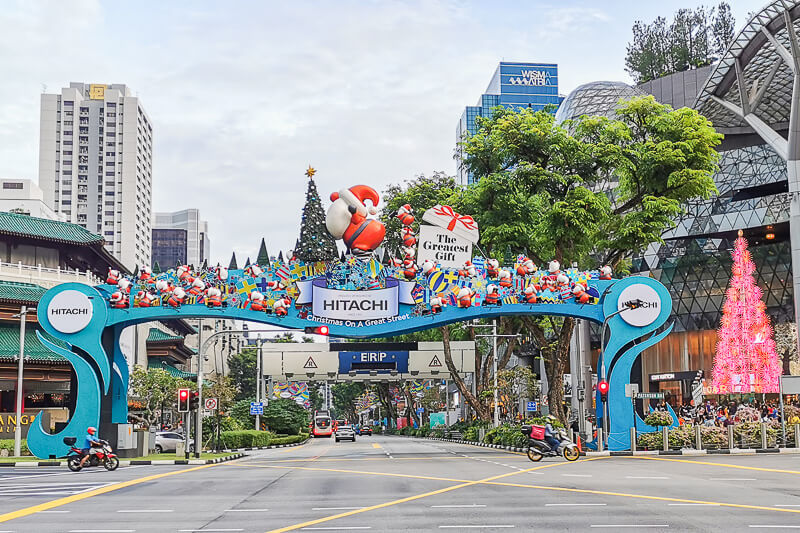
0, 463, 219, 524
371, 443, 382, 449
626, 455, 800, 475
263, 458, 604, 533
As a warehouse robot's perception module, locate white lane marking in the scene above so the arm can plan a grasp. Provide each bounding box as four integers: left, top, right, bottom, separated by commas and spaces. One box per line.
710, 478, 757, 481
562, 474, 592, 477
225, 508, 270, 512
545, 503, 606, 506
178, 530, 244, 532
40, 510, 71, 513
625, 476, 669, 479
431, 504, 487, 508
591, 526, 668, 529
117, 509, 173, 513
311, 507, 363, 511
69, 530, 136, 532
775, 505, 800, 507
668, 503, 721, 506
749, 527, 800, 529
439, 527, 514, 529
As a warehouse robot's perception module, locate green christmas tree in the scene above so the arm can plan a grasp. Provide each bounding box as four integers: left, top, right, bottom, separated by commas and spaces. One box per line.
256, 238, 270, 266
295, 166, 339, 262
152, 260, 161, 274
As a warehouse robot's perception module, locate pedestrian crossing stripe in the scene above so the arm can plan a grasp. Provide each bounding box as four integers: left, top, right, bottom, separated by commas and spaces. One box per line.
429, 355, 442, 367
304, 356, 318, 369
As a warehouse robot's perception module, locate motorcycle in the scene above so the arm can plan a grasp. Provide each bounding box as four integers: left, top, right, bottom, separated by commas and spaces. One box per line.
521, 425, 580, 462
64, 437, 120, 471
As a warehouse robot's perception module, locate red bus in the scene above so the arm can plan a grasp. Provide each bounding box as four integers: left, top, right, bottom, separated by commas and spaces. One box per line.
313, 414, 333, 437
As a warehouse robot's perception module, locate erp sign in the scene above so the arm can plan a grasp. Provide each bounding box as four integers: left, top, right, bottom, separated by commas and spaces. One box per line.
339, 351, 409, 374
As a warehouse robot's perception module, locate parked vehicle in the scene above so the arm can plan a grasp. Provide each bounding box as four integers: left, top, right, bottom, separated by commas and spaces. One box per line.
155, 431, 194, 453
63, 437, 119, 471
335, 425, 356, 442
521, 425, 580, 462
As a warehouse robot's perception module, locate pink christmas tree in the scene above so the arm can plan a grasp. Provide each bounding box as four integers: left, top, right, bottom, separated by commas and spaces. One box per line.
712, 231, 781, 394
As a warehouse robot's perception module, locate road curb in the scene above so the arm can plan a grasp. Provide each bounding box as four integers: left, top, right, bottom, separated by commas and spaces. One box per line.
0, 452, 247, 467
414, 436, 800, 457
221, 437, 310, 454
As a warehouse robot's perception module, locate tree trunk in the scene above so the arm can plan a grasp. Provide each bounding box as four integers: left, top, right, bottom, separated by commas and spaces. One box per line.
546, 317, 574, 423
403, 383, 419, 427
441, 326, 491, 421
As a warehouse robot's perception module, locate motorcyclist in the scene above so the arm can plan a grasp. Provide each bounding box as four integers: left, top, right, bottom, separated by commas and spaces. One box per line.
544, 415, 561, 453
79, 426, 101, 468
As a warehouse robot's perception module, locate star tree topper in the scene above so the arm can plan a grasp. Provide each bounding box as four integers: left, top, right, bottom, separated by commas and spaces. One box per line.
305, 165, 317, 179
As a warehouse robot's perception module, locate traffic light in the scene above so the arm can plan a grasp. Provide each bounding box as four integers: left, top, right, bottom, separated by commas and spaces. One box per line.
189, 391, 200, 411
304, 325, 329, 335
177, 388, 190, 412
598, 380, 609, 403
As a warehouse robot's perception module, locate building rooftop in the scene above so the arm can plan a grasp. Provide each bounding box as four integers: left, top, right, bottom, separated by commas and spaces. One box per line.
146, 328, 185, 343
0, 211, 104, 245
0, 281, 48, 304
0, 324, 67, 363
147, 358, 196, 380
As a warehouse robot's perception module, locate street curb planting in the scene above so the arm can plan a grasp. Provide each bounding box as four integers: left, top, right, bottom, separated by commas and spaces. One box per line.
416, 436, 800, 457
0, 452, 246, 467
220, 437, 310, 453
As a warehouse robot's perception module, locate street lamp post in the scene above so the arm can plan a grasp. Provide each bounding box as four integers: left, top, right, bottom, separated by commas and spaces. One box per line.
598, 299, 642, 447
255, 335, 263, 431
194, 319, 203, 459
13, 305, 33, 458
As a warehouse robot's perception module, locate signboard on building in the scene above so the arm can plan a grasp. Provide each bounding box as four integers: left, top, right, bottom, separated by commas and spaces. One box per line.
0, 411, 50, 439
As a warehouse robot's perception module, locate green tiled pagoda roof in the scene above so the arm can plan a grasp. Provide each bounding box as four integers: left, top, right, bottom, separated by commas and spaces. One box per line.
147, 358, 196, 379
146, 328, 185, 343
0, 281, 47, 304
0, 324, 68, 363
0, 211, 104, 245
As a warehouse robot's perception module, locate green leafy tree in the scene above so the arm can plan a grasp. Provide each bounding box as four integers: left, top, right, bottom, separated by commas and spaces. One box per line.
379, 172, 460, 257
309, 383, 324, 411
625, 3, 735, 83
263, 398, 309, 435
296, 174, 339, 262
129, 366, 193, 428
458, 100, 720, 420
332, 382, 365, 421
228, 348, 257, 400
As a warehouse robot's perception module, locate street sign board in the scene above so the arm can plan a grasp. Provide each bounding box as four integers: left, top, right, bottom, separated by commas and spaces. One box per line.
624, 384, 639, 398
205, 398, 218, 410
249, 402, 264, 415
526, 401, 538, 412
633, 392, 665, 400
416, 407, 424, 415
691, 383, 703, 405
781, 375, 800, 395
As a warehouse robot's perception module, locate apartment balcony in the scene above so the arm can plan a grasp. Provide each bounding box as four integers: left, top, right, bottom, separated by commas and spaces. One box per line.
0, 262, 102, 289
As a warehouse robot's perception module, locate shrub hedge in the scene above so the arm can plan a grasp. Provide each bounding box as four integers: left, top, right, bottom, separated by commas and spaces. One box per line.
220, 430, 274, 448
0, 439, 30, 456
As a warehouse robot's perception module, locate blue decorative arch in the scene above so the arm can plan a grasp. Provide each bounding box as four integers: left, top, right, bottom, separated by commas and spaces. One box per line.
30, 260, 673, 457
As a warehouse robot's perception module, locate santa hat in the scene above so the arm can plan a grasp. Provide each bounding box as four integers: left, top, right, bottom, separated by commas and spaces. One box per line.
331, 185, 380, 215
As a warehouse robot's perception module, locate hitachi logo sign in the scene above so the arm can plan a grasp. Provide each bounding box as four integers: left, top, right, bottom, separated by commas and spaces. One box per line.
323, 300, 389, 312
50, 308, 89, 315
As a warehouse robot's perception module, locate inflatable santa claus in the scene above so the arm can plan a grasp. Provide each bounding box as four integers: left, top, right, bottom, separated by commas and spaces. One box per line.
326, 185, 386, 254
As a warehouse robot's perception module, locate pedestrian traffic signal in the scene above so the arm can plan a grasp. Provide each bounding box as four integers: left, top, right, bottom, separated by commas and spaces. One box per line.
304, 325, 329, 335
598, 380, 609, 402
178, 388, 190, 412
189, 391, 200, 410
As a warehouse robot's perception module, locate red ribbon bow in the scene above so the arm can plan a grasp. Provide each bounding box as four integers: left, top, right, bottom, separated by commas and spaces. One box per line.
432, 205, 477, 232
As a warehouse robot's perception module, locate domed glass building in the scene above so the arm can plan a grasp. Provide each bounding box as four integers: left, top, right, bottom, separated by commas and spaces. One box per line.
555, 81, 644, 123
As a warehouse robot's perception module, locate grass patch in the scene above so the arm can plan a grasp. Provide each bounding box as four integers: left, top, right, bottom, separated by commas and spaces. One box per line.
0, 456, 43, 463
128, 452, 235, 461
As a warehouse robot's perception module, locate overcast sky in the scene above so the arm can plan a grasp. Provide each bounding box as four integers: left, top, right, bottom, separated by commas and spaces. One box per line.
0, 0, 760, 266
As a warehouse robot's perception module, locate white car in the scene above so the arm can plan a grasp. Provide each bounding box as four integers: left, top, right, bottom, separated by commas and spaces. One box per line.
155, 431, 194, 453
335, 425, 356, 442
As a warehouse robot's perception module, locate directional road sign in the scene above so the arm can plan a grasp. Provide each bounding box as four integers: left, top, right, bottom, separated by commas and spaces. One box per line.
526, 401, 538, 412
250, 402, 264, 415
205, 398, 218, 410
633, 392, 665, 400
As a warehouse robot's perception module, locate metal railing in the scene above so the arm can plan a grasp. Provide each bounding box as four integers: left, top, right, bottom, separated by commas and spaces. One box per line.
0, 261, 102, 288
632, 422, 800, 451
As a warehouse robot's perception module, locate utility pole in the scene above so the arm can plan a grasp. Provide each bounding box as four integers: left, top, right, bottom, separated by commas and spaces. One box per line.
194, 319, 203, 458
13, 305, 32, 458
255, 335, 262, 431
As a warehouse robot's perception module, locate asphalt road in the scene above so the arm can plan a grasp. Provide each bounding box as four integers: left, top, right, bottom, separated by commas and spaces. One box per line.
2, 435, 800, 532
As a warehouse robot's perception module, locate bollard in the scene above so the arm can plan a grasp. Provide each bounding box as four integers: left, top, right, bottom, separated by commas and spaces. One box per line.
568, 428, 574, 443
630, 427, 637, 452
695, 424, 702, 450
597, 429, 604, 452
662, 426, 669, 452
795, 424, 800, 449
761, 422, 768, 449
728, 424, 735, 449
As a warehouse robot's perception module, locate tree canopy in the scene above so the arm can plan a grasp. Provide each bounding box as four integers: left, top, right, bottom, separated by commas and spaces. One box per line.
625, 2, 735, 83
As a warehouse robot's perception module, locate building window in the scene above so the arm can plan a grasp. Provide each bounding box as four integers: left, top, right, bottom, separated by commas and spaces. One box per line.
2, 182, 23, 190
64, 101, 73, 106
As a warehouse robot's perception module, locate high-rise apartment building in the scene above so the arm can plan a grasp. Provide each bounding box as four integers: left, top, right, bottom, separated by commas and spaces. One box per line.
152, 209, 210, 268
38, 83, 154, 270
456, 62, 565, 184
